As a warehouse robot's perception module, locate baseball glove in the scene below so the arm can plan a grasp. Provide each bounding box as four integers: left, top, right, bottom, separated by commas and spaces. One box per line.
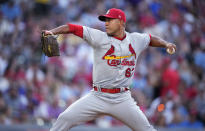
41, 32, 60, 57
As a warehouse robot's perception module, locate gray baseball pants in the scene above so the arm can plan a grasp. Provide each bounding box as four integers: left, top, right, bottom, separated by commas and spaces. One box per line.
50, 90, 156, 131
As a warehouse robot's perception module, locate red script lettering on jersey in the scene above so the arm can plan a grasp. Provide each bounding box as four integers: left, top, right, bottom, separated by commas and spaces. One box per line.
107, 56, 135, 66
103, 44, 136, 67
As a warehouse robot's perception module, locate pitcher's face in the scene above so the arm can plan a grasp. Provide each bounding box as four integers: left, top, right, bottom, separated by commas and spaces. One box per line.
105, 18, 122, 36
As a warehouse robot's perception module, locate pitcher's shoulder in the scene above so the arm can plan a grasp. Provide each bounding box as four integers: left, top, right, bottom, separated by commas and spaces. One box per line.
83, 26, 107, 36
129, 32, 150, 39
129, 32, 142, 37
83, 26, 110, 46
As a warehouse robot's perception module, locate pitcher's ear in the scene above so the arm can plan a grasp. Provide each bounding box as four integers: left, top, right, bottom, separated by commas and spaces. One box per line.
119, 20, 125, 27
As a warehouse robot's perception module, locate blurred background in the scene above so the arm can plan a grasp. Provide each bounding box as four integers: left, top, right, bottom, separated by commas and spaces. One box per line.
0, 0, 205, 131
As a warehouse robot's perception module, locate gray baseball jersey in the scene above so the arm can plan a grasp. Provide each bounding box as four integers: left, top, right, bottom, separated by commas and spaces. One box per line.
50, 25, 156, 131
83, 26, 150, 88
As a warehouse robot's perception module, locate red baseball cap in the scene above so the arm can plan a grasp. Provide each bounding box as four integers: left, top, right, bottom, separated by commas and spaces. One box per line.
98, 8, 126, 23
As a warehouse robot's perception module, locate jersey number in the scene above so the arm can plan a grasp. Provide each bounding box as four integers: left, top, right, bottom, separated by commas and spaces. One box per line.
125, 68, 134, 78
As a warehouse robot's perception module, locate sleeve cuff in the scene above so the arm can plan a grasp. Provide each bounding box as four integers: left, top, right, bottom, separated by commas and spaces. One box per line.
67, 23, 83, 38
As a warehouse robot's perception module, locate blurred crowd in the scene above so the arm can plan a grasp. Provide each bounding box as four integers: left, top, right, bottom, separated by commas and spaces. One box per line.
0, 0, 205, 129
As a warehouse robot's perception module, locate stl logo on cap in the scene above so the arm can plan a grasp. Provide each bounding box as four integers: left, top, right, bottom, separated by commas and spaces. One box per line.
106, 10, 110, 14
119, 15, 121, 18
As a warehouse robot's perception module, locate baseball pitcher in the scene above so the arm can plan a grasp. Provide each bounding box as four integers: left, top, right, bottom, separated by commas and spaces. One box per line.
42, 8, 176, 131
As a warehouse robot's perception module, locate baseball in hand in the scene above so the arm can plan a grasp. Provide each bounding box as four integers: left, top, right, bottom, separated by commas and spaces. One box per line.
166, 47, 175, 55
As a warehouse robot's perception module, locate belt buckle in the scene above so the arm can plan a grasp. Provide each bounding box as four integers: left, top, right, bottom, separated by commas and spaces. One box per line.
93, 85, 102, 92
97, 86, 101, 92
120, 87, 125, 92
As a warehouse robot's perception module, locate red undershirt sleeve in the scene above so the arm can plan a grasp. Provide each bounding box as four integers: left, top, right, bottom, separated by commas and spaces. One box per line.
67, 23, 83, 38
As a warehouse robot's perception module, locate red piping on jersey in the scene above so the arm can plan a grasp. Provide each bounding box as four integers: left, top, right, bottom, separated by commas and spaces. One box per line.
113, 34, 126, 41
68, 23, 83, 38
129, 44, 136, 59
149, 34, 152, 46
102, 45, 115, 59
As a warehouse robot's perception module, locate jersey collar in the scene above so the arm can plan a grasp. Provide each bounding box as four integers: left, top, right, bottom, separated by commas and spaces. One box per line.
113, 34, 126, 41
